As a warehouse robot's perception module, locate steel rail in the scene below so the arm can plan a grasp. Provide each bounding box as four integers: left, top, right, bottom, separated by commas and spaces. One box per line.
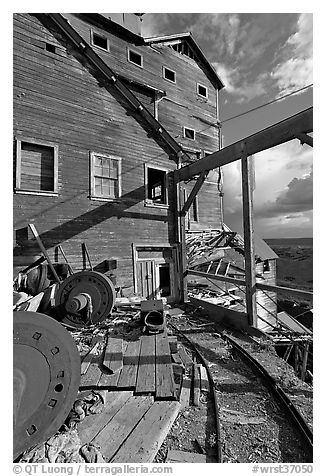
223, 333, 313, 456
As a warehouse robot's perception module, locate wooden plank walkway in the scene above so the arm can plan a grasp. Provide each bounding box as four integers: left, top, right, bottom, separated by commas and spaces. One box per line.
77, 392, 181, 463
111, 401, 181, 463
79, 330, 177, 400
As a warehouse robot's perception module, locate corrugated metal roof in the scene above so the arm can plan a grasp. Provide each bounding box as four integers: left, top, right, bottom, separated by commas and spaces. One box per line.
277, 311, 312, 335
253, 233, 279, 261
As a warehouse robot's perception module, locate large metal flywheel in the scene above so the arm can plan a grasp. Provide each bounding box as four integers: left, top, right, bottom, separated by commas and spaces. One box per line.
13, 311, 81, 460
54, 270, 115, 328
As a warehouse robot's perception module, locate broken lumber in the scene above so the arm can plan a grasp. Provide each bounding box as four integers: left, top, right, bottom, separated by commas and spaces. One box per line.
193, 364, 201, 406
199, 364, 209, 393
102, 336, 123, 374
166, 449, 216, 463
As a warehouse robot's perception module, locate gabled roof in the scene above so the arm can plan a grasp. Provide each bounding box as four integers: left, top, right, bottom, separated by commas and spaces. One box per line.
144, 33, 224, 91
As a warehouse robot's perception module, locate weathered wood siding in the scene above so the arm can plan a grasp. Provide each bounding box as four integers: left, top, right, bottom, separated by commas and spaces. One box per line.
13, 14, 176, 293
13, 13, 222, 295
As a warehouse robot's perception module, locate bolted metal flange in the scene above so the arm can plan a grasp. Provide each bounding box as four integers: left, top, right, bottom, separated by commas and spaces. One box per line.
54, 270, 115, 328
13, 311, 81, 460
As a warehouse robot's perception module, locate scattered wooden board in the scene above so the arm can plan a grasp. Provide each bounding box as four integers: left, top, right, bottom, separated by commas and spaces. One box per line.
97, 367, 121, 388
93, 396, 153, 460
80, 355, 102, 388
155, 333, 177, 400
111, 401, 181, 463
81, 336, 102, 375
178, 344, 193, 368
78, 391, 133, 445
102, 336, 123, 374
193, 364, 201, 406
117, 339, 141, 389
199, 364, 209, 393
166, 449, 216, 463
135, 335, 155, 394
179, 375, 192, 409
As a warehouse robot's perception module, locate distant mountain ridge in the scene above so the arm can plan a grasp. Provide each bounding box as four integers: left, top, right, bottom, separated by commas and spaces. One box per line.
264, 237, 313, 247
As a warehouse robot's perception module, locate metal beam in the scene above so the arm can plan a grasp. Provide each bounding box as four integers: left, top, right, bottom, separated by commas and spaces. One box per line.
180, 171, 208, 216
297, 132, 313, 147
175, 107, 313, 182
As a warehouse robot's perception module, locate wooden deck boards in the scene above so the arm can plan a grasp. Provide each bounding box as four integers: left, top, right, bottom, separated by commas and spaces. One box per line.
79, 330, 179, 400
93, 396, 154, 460
78, 391, 133, 445
135, 335, 156, 394
111, 401, 181, 463
155, 333, 177, 400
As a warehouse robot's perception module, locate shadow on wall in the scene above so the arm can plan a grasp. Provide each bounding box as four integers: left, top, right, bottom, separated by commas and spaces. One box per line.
14, 181, 176, 257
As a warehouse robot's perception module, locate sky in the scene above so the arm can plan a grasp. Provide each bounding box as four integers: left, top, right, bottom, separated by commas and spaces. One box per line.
142, 13, 313, 238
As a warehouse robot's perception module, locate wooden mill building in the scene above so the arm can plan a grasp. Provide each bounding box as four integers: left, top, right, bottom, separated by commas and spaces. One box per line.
13, 13, 278, 322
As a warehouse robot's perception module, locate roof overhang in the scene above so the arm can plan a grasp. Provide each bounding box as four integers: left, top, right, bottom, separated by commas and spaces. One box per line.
144, 33, 224, 91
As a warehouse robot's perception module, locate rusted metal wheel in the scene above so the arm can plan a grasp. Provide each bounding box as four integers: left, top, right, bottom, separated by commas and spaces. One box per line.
54, 270, 115, 328
13, 311, 81, 460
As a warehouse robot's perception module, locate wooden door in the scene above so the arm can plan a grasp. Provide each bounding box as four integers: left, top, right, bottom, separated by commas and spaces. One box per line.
136, 260, 156, 299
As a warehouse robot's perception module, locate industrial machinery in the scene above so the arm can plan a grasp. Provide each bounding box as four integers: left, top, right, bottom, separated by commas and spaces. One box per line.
54, 270, 116, 328
13, 311, 81, 460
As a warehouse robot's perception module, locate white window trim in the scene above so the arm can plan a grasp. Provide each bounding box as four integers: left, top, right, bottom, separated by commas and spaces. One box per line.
162, 66, 176, 84
144, 163, 169, 208
89, 151, 122, 201
183, 127, 196, 141
15, 136, 58, 195
127, 48, 143, 68
197, 82, 208, 99
90, 29, 110, 52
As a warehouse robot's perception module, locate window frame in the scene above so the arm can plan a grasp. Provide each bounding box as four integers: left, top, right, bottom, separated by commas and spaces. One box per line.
127, 48, 143, 68
89, 151, 122, 201
144, 164, 169, 208
15, 136, 59, 196
183, 127, 196, 141
162, 66, 176, 84
90, 29, 110, 52
196, 82, 208, 99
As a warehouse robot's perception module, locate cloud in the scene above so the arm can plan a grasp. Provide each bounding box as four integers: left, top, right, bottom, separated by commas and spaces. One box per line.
271, 13, 313, 95
256, 168, 313, 218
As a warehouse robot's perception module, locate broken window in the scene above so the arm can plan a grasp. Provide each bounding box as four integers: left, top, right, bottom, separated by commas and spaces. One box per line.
128, 49, 143, 67
91, 31, 110, 51
184, 127, 196, 140
90, 152, 121, 200
15, 138, 58, 194
146, 166, 167, 205
163, 66, 176, 83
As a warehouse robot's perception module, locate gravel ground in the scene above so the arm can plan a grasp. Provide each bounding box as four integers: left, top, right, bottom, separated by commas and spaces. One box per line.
155, 305, 313, 463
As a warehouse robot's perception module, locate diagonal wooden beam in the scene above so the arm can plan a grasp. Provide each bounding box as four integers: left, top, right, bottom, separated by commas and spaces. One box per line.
297, 132, 313, 147
175, 107, 313, 182
180, 171, 208, 216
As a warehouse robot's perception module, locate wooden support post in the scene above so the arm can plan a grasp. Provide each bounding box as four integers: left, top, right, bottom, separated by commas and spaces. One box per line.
241, 148, 257, 327
28, 223, 60, 283
283, 344, 293, 363
294, 343, 299, 374
180, 171, 208, 216
301, 342, 309, 381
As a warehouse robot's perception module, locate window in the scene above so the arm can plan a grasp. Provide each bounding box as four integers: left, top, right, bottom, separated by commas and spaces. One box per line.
197, 83, 208, 98
145, 166, 168, 205
127, 49, 143, 67
45, 43, 56, 54
90, 152, 121, 200
183, 127, 196, 140
163, 66, 176, 83
263, 260, 270, 272
15, 138, 58, 195
91, 31, 110, 51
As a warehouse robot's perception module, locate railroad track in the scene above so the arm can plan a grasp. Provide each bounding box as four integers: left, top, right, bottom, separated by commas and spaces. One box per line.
167, 309, 313, 463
